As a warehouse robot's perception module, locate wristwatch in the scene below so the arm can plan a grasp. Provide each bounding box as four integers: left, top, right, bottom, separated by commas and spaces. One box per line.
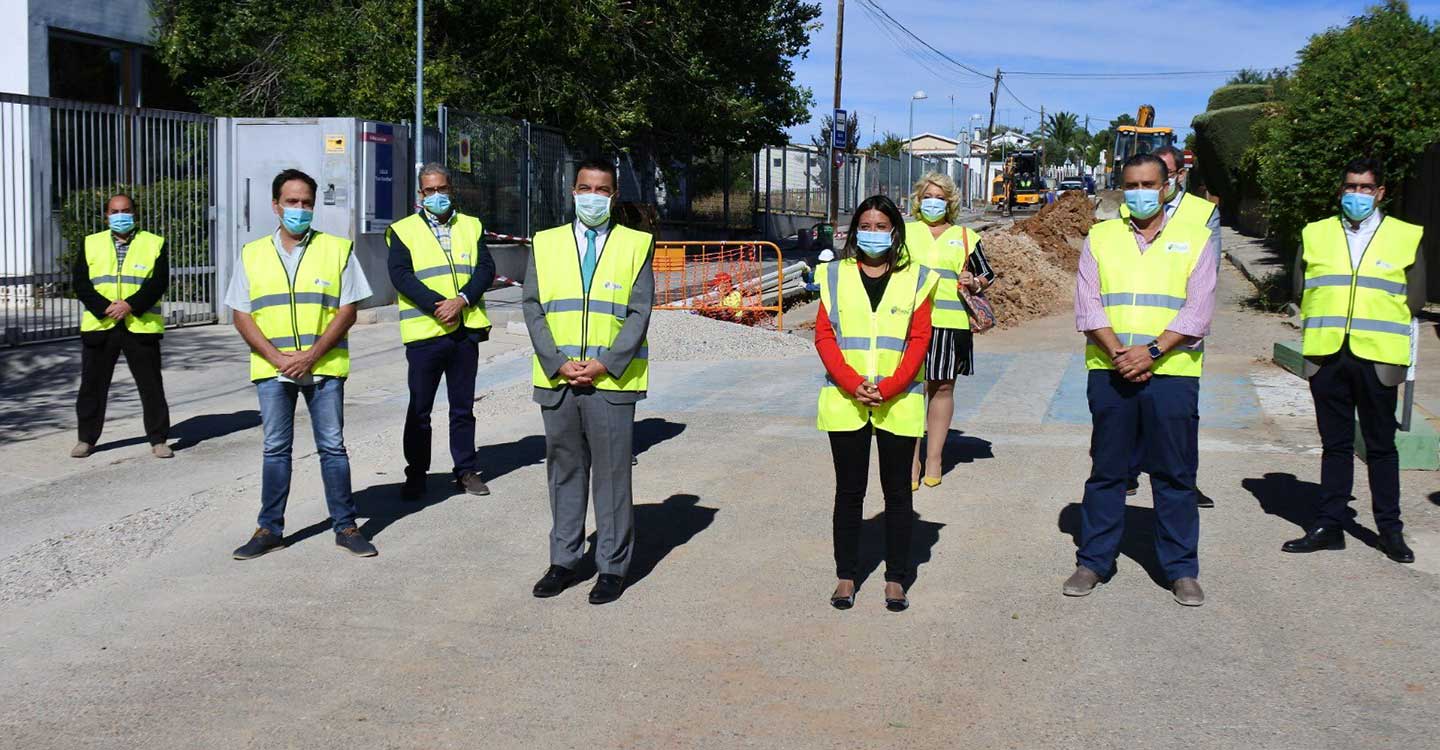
1146, 340, 1164, 360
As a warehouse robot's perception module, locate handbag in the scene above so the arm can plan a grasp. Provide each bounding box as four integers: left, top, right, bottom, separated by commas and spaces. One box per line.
957, 227, 998, 333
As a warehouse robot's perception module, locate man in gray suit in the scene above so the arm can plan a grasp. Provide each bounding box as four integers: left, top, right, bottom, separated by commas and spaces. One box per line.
523, 158, 655, 604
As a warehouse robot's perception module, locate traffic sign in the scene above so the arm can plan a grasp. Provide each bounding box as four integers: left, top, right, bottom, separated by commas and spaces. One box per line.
832, 108, 848, 150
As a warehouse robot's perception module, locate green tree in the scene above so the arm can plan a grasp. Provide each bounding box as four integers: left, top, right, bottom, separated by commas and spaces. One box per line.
1040, 111, 1084, 166
1227, 68, 1267, 85
870, 131, 906, 158
1252, 0, 1440, 251
151, 0, 821, 153
1085, 113, 1135, 166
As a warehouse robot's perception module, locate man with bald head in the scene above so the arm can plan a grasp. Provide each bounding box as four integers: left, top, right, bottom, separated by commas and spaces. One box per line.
71, 193, 172, 458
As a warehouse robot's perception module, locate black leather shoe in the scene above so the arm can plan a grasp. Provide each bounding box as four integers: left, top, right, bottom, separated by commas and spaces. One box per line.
457, 471, 490, 496
588, 574, 625, 605
1196, 490, 1215, 509
400, 474, 426, 502
1378, 530, 1415, 564
532, 565, 578, 598
1281, 526, 1345, 553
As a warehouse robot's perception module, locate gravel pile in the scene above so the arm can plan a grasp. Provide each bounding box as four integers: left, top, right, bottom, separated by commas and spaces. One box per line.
976, 230, 1074, 329
648, 309, 813, 361
1012, 190, 1094, 271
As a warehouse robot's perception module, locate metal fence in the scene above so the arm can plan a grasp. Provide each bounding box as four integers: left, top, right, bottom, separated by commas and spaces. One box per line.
754, 145, 946, 220
0, 92, 216, 346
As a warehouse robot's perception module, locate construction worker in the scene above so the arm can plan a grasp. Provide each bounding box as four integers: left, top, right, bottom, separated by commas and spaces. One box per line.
524, 158, 654, 605
1125, 144, 1222, 505
226, 169, 376, 560
904, 172, 994, 489
387, 163, 496, 501
1064, 153, 1218, 607
1283, 157, 1424, 564
71, 193, 172, 459
815, 195, 938, 613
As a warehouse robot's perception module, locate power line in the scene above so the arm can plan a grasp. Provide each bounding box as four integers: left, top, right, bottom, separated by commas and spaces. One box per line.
855, 0, 992, 80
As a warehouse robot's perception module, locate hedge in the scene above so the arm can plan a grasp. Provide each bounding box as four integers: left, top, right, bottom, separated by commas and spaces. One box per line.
1204, 84, 1272, 112
1191, 103, 1268, 206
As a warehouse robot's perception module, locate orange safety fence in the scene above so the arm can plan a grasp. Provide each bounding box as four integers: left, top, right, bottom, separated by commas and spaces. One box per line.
653, 241, 786, 331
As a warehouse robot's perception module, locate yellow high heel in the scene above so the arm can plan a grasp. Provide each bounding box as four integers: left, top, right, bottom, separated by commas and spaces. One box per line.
922, 476, 942, 488
911, 479, 921, 492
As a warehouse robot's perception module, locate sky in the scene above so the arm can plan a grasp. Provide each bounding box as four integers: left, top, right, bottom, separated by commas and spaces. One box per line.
783, 0, 1440, 148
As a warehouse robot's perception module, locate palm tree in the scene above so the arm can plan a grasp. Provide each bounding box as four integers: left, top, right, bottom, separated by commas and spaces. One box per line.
1042, 111, 1083, 167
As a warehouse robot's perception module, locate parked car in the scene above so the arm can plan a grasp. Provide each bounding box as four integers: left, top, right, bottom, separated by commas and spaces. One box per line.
1058, 176, 1086, 193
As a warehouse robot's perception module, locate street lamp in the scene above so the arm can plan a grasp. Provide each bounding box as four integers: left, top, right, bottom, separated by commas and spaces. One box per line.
907, 90, 928, 199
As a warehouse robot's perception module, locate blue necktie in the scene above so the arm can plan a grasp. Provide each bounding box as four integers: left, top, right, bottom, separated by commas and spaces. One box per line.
581, 229, 598, 293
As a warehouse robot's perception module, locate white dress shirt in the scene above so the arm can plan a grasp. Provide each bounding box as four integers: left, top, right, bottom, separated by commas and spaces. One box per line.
574, 219, 611, 263
1344, 209, 1383, 270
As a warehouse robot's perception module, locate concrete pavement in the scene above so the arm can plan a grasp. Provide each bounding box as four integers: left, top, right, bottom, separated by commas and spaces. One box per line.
2, 237, 1439, 749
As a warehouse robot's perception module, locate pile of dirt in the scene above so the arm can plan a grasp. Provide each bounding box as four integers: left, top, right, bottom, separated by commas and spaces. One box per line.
1012, 190, 1094, 271
976, 229, 1073, 328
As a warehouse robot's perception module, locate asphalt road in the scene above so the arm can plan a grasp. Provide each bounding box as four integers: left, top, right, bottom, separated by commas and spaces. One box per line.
1, 234, 1437, 749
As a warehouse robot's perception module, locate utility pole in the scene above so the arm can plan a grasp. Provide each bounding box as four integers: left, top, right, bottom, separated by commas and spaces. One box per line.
828, 0, 845, 226
949, 94, 955, 138
982, 68, 1001, 206
1038, 104, 1044, 177
414, 0, 425, 176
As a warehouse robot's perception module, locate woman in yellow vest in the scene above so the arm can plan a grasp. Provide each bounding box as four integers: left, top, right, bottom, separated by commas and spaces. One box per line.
904, 172, 994, 489
814, 195, 938, 612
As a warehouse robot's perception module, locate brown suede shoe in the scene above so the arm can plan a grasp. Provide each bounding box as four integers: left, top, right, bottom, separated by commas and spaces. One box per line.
70, 442, 94, 458
1172, 577, 1205, 607
151, 443, 174, 459
1062, 566, 1101, 597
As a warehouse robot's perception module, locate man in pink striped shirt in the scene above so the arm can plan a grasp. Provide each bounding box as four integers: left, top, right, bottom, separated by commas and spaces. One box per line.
1063, 153, 1218, 607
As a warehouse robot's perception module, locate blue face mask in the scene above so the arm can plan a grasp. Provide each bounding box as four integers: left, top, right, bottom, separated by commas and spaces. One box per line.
107, 213, 135, 234
855, 230, 894, 258
281, 206, 313, 235
1124, 189, 1162, 220
919, 197, 947, 222
1341, 192, 1376, 222
575, 192, 611, 227
422, 192, 452, 216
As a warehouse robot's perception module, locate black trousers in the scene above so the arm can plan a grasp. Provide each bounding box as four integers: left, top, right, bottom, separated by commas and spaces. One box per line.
828, 422, 917, 584
76, 327, 169, 445
1310, 344, 1403, 533
403, 332, 480, 479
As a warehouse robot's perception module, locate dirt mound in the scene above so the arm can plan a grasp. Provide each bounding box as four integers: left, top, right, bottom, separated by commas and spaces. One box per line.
1012, 190, 1094, 271
976, 229, 1073, 328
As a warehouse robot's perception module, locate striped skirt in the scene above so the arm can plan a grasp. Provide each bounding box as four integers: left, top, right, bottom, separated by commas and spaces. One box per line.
925, 327, 975, 381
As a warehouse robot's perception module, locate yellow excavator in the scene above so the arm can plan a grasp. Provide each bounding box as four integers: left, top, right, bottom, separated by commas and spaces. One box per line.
1107, 105, 1175, 188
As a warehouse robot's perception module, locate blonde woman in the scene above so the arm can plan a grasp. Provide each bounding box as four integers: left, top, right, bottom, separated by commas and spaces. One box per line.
904, 173, 994, 489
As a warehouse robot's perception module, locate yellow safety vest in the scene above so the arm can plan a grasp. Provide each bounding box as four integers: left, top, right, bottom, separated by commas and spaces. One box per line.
387, 211, 491, 343
1300, 215, 1421, 366
1084, 218, 1209, 377
816, 258, 938, 437
1121, 190, 1216, 228
241, 231, 353, 381
80, 230, 165, 334
904, 221, 972, 330
530, 223, 653, 391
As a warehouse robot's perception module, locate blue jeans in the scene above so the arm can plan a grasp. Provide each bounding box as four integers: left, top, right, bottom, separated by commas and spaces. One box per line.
1078, 371, 1200, 582
256, 377, 357, 534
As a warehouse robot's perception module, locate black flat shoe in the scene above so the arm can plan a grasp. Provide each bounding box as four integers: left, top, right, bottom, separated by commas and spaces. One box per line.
1379, 530, 1415, 564
1282, 526, 1345, 553
1196, 490, 1214, 509
885, 596, 909, 612
532, 565, 578, 598
830, 591, 855, 610
588, 574, 625, 605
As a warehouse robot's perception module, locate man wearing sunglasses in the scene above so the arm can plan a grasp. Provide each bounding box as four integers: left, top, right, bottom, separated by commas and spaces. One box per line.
1286, 157, 1425, 564
387, 163, 497, 502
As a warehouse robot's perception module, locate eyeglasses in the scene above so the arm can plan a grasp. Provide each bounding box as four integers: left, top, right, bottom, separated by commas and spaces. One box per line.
1342, 184, 1378, 195
420, 186, 452, 197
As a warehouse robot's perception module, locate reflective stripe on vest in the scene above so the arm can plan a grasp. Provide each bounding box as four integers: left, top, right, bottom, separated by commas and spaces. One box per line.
241, 231, 353, 381
904, 221, 972, 330
1299, 215, 1420, 366
1083, 218, 1209, 377
80, 230, 166, 334
815, 258, 939, 437
389, 212, 491, 342
530, 223, 653, 391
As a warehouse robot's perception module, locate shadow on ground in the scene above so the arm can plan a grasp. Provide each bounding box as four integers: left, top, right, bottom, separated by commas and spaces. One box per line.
853, 512, 946, 592
90, 409, 261, 453
918, 428, 995, 477
1057, 503, 1169, 588
1242, 472, 1378, 549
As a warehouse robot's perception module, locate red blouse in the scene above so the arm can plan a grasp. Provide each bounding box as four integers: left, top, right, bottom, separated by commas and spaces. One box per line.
814, 298, 933, 401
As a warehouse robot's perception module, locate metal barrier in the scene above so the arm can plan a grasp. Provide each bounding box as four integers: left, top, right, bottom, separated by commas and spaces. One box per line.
0, 92, 216, 346
654, 241, 786, 330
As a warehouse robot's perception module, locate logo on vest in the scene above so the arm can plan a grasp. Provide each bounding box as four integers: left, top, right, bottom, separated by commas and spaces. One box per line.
947, 240, 965, 246
314, 278, 334, 288
1164, 242, 1190, 254
1375, 259, 1396, 270
460, 253, 470, 261
131, 263, 148, 271
889, 304, 914, 316
603, 281, 624, 291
